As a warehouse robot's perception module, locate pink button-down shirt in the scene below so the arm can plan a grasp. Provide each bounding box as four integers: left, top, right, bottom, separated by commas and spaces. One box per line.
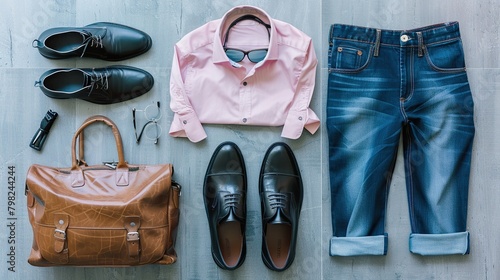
169, 5, 320, 143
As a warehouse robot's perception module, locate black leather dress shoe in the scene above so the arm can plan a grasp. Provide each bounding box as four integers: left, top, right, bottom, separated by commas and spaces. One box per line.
259, 142, 303, 271
204, 142, 247, 270
33, 22, 152, 61
35, 66, 153, 104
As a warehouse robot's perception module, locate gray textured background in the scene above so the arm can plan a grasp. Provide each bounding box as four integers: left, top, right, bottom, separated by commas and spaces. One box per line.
0, 0, 498, 279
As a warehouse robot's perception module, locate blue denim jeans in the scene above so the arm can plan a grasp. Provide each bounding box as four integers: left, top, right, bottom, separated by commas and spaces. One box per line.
327, 22, 475, 256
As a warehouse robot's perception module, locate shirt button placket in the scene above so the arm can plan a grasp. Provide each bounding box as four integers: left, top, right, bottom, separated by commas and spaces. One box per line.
241, 80, 250, 124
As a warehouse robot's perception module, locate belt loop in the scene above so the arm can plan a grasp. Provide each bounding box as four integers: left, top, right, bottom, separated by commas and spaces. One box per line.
329, 25, 334, 46
374, 29, 381, 57
417, 31, 424, 57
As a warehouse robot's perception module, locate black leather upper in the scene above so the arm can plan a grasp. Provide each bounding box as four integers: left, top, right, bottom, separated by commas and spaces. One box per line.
36, 66, 153, 104
33, 22, 152, 61
259, 142, 303, 271
203, 142, 247, 270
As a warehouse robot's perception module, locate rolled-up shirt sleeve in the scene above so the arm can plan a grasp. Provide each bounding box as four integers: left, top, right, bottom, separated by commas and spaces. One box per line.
169, 44, 207, 143
281, 39, 320, 139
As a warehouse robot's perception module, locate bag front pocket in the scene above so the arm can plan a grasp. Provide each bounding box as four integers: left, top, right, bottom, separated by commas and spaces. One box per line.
36, 224, 169, 266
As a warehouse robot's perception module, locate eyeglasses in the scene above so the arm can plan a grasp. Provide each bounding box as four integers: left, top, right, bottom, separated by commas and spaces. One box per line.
132, 101, 162, 144
223, 15, 271, 63
224, 48, 268, 63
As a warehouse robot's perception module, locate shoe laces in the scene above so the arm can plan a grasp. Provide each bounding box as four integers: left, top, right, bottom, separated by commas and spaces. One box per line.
80, 30, 104, 57
85, 69, 109, 96
222, 193, 242, 211
268, 193, 288, 210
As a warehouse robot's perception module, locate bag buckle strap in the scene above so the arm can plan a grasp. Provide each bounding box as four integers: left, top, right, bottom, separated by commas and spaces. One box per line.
124, 216, 141, 258
53, 214, 69, 255
127, 232, 140, 241
54, 229, 66, 239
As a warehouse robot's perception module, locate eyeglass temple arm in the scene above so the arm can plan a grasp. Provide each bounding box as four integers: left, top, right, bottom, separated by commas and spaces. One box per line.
223, 14, 271, 47
135, 121, 152, 143
132, 108, 140, 143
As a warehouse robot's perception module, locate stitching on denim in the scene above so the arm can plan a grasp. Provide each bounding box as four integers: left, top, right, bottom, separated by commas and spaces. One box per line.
399, 98, 409, 123
333, 35, 461, 47
404, 48, 416, 102
404, 126, 416, 232
423, 45, 467, 73
331, 36, 373, 44
328, 45, 374, 74
422, 37, 461, 47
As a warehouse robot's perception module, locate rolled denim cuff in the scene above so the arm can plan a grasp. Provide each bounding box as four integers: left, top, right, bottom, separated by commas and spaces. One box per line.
409, 231, 470, 256
330, 234, 388, 256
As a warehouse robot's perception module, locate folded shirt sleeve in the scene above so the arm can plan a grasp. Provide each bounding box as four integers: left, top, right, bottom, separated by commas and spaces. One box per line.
281, 38, 320, 139
168, 44, 207, 143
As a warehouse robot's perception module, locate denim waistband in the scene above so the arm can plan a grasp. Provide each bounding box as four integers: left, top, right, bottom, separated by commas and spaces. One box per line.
329, 22, 461, 47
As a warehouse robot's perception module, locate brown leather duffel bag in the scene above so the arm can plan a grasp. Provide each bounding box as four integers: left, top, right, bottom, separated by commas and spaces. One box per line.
25, 115, 181, 266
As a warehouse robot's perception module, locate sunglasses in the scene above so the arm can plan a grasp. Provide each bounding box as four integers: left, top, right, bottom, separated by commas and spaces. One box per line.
224, 48, 268, 63
223, 15, 271, 63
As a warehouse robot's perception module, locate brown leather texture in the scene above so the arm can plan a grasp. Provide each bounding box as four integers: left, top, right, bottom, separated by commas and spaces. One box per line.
25, 115, 181, 266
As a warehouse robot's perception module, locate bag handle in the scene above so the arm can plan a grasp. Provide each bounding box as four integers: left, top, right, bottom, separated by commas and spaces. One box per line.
71, 115, 127, 170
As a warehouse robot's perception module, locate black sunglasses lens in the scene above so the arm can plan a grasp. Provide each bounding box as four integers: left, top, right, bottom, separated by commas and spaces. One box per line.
225, 49, 245, 62
247, 49, 268, 63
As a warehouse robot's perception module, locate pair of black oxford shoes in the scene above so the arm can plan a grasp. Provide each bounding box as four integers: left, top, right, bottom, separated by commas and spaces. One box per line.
33, 22, 154, 104
204, 142, 304, 271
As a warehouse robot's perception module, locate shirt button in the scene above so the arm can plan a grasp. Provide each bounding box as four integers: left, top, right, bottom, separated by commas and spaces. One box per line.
400, 34, 410, 42
242, 118, 247, 123
298, 116, 303, 121
242, 81, 247, 86
182, 120, 187, 124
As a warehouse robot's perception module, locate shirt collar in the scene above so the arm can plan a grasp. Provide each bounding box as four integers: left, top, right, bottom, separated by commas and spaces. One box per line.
212, 5, 279, 64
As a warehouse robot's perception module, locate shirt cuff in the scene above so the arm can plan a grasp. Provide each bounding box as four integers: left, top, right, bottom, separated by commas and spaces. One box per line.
281, 109, 320, 139
169, 113, 207, 143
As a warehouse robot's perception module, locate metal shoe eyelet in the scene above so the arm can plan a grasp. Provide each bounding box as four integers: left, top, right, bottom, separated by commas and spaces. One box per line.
32, 39, 42, 48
